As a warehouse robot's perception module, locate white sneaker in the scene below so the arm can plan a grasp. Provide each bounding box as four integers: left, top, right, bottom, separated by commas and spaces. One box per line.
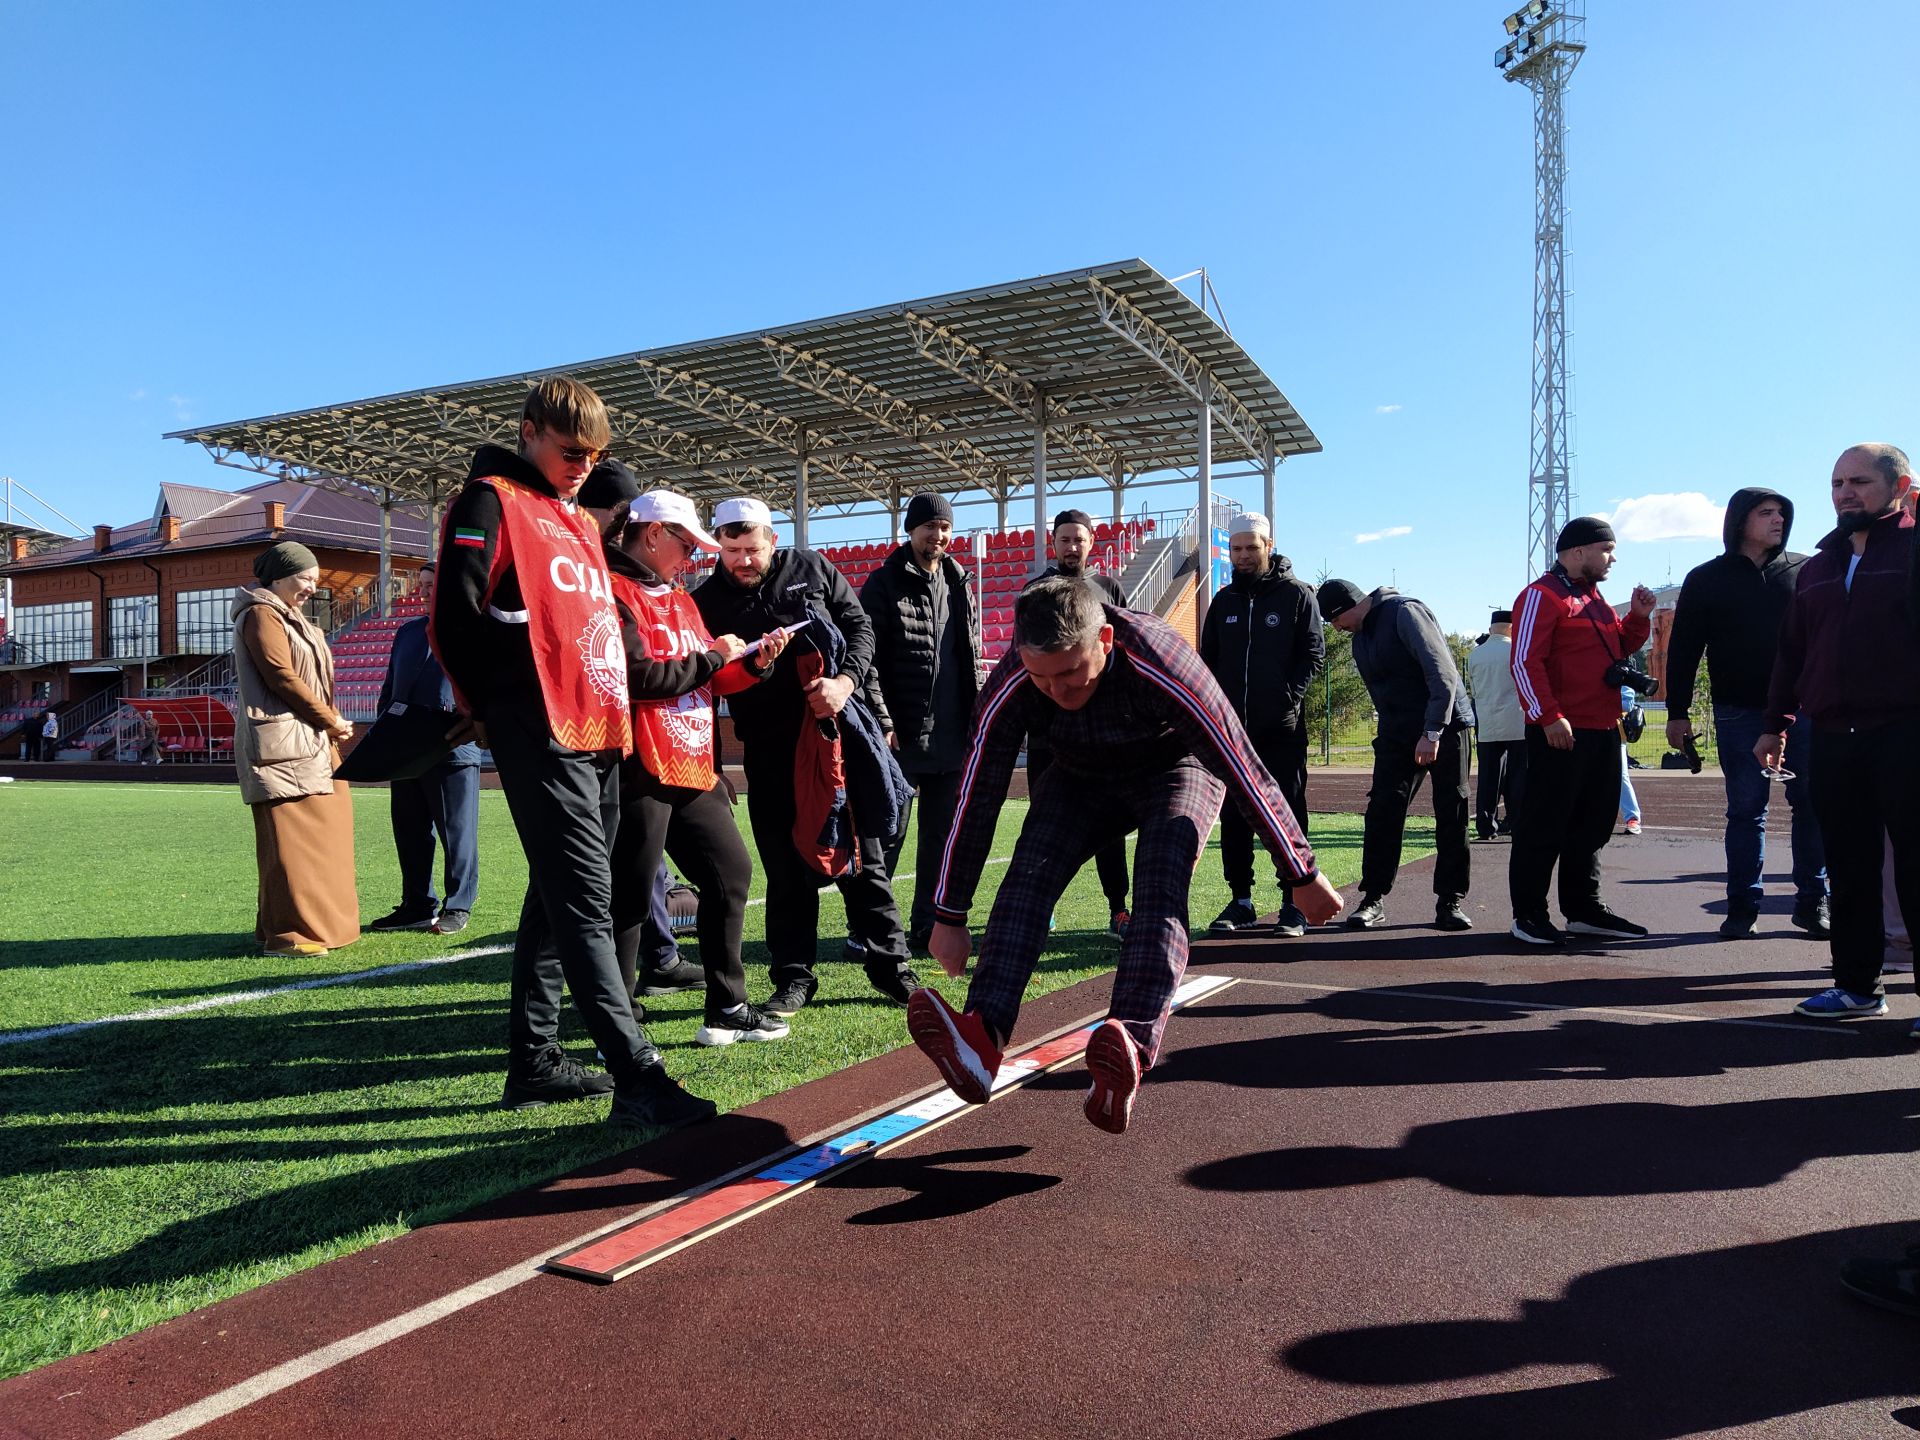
695, 1004, 790, 1046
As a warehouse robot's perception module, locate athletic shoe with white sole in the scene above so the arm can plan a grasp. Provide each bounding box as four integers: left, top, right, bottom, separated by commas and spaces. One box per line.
694, 1003, 790, 1046
906, 988, 1003, 1105
1794, 987, 1887, 1019
1510, 913, 1564, 946
1565, 908, 1650, 940
1082, 1019, 1142, 1135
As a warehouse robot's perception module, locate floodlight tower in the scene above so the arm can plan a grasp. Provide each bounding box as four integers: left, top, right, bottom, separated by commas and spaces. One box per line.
1495, 0, 1586, 573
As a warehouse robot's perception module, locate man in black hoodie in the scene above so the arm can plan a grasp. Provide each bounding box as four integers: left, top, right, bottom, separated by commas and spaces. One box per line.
1665, 488, 1828, 939
1199, 512, 1324, 937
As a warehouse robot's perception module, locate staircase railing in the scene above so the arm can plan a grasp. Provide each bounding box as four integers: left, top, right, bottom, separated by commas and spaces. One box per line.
1125, 505, 1200, 616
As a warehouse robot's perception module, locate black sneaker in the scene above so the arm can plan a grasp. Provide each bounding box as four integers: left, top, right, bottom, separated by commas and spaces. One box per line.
607, 1064, 718, 1130
1792, 898, 1832, 938
369, 906, 437, 932
1271, 904, 1308, 939
500, 1047, 616, 1109
907, 928, 933, 958
763, 981, 815, 1017
433, 908, 470, 936
1565, 908, 1650, 940
1108, 909, 1132, 941
1434, 901, 1472, 931
695, 1003, 790, 1046
843, 937, 867, 961
1346, 896, 1387, 930
1209, 898, 1258, 935
1719, 908, 1759, 939
866, 963, 921, 1007
637, 955, 706, 995
1511, 912, 1565, 946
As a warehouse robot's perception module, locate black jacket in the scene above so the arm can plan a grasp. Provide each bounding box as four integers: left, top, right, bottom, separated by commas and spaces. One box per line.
1665, 487, 1803, 713
1197, 553, 1323, 744
1350, 588, 1474, 744
692, 546, 887, 757
1027, 565, 1128, 606
859, 545, 982, 774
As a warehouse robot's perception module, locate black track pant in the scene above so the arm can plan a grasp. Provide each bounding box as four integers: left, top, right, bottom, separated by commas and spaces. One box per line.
884, 768, 964, 937
612, 766, 752, 1014
487, 696, 655, 1079
1507, 724, 1620, 922
1219, 735, 1309, 902
1810, 720, 1920, 997
1475, 739, 1527, 837
1027, 746, 1131, 912
1360, 724, 1471, 902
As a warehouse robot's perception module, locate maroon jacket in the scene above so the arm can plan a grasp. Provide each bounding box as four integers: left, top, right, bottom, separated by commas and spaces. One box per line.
1765, 507, 1920, 733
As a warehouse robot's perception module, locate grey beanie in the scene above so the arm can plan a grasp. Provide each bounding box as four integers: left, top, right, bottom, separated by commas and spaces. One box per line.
253, 541, 319, 585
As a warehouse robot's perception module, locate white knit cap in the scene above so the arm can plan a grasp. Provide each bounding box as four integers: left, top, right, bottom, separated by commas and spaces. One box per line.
1229, 512, 1272, 539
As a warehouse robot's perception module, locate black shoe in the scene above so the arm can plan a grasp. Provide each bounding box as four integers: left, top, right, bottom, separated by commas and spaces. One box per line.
1107, 909, 1132, 941
608, 1064, 718, 1130
1346, 896, 1386, 930
907, 928, 933, 958
1719, 908, 1759, 939
763, 981, 815, 1017
1209, 898, 1258, 935
1271, 904, 1308, 938
843, 937, 867, 961
1510, 913, 1565, 946
369, 906, 437, 932
1792, 898, 1832, 938
501, 1047, 616, 1109
1434, 901, 1472, 931
866, 963, 921, 1006
695, 1003, 790, 1046
637, 955, 706, 996
432, 908, 470, 936
1565, 907, 1650, 940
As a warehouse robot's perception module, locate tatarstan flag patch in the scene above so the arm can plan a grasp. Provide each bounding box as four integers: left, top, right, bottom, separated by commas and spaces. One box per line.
452, 527, 486, 549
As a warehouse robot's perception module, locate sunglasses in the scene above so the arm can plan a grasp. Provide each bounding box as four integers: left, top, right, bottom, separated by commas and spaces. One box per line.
541, 428, 603, 465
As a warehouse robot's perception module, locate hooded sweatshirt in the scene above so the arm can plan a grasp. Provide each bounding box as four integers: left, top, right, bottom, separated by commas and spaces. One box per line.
1664, 487, 1804, 713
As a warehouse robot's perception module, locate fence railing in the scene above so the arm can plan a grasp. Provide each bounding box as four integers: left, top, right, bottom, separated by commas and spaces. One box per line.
1126, 506, 1199, 617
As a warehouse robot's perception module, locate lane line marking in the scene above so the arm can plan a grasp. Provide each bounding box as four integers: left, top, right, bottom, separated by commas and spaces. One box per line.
1228, 975, 1871, 1037
108, 973, 1238, 1438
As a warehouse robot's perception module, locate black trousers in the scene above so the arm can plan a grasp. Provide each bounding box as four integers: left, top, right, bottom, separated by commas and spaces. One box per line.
391, 761, 480, 913
744, 752, 910, 993
1219, 735, 1309, 902
884, 767, 963, 937
486, 696, 654, 1079
1507, 724, 1620, 921
611, 766, 752, 1014
1361, 724, 1471, 902
1809, 720, 1920, 997
1475, 739, 1527, 837
1027, 746, 1131, 911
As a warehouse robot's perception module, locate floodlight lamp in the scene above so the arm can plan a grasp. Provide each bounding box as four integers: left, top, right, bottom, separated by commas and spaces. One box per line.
1519, 29, 1535, 51
1504, 13, 1521, 35
1525, 0, 1546, 18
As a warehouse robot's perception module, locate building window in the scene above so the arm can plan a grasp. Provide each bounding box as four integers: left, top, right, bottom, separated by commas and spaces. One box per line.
175, 588, 232, 655
14, 601, 94, 663
108, 594, 160, 659
304, 589, 334, 634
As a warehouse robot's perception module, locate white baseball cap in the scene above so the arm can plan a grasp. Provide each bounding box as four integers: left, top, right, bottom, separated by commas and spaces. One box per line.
1229, 512, 1272, 539
629, 491, 719, 551
712, 496, 774, 530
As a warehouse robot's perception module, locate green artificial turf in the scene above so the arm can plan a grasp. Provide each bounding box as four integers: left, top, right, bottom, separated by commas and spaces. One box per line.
0, 778, 1420, 1379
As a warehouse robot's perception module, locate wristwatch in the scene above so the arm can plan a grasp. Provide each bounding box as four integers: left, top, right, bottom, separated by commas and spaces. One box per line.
1422, 729, 1443, 744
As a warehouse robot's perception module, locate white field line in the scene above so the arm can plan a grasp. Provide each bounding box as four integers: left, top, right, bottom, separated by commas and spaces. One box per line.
3, 857, 1015, 1049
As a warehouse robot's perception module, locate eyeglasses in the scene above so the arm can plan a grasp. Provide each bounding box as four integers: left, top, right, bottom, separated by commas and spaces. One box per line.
660, 526, 695, 553
543, 429, 603, 465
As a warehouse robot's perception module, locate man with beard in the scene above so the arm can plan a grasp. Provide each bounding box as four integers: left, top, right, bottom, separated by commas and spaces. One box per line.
1507, 516, 1658, 946
1199, 512, 1323, 937
1022, 508, 1133, 937
692, 497, 920, 1015
862, 492, 982, 950
1760, 444, 1920, 1020
1664, 488, 1827, 940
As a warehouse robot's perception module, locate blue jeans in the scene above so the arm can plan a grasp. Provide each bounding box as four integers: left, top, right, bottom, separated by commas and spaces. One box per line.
1714, 704, 1825, 912
1619, 745, 1640, 824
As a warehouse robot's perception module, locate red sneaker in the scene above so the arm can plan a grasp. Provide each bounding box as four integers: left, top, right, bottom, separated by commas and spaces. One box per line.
907, 988, 1003, 1104
1082, 1019, 1142, 1134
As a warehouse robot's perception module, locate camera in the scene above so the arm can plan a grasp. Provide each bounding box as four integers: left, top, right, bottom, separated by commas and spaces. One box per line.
1605, 660, 1658, 697
1682, 734, 1704, 775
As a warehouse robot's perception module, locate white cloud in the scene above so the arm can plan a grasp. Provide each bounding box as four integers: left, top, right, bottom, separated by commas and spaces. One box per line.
166, 394, 195, 423
128, 387, 148, 402
1598, 492, 1724, 543
1374, 404, 1402, 414
1355, 524, 1413, 544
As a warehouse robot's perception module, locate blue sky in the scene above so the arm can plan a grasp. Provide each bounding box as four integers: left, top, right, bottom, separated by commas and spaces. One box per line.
3, 1, 1914, 631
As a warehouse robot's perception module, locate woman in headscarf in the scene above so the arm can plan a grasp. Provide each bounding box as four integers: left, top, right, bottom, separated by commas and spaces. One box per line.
231, 541, 360, 957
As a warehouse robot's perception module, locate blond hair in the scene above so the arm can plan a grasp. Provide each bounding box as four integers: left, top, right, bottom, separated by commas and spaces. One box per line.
521, 375, 611, 450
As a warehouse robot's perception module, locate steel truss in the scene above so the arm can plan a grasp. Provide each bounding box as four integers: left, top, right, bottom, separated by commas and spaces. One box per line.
1086, 278, 1269, 458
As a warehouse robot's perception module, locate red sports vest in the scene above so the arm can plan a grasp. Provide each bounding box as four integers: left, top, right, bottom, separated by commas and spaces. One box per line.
611, 573, 721, 790
474, 478, 633, 755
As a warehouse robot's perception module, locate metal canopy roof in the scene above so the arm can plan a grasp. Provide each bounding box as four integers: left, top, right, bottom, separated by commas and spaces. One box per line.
167, 259, 1320, 520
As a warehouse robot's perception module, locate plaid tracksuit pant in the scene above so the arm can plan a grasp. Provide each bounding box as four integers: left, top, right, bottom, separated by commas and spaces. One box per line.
968, 754, 1225, 1066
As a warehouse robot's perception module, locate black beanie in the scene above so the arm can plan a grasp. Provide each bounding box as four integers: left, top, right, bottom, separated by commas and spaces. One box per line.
1317, 578, 1366, 622
577, 459, 641, 510
904, 492, 954, 531
253, 541, 319, 585
1555, 515, 1616, 551
1052, 508, 1094, 532
1490, 608, 1514, 625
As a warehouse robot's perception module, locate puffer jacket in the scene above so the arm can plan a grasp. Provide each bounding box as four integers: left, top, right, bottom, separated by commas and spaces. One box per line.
1197, 552, 1324, 744
859, 545, 981, 772
231, 586, 342, 804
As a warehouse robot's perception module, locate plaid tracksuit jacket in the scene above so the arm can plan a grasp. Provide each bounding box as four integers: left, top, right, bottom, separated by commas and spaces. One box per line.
932, 607, 1318, 1063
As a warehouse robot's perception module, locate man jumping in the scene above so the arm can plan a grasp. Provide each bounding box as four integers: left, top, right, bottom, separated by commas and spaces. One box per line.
908, 577, 1343, 1135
